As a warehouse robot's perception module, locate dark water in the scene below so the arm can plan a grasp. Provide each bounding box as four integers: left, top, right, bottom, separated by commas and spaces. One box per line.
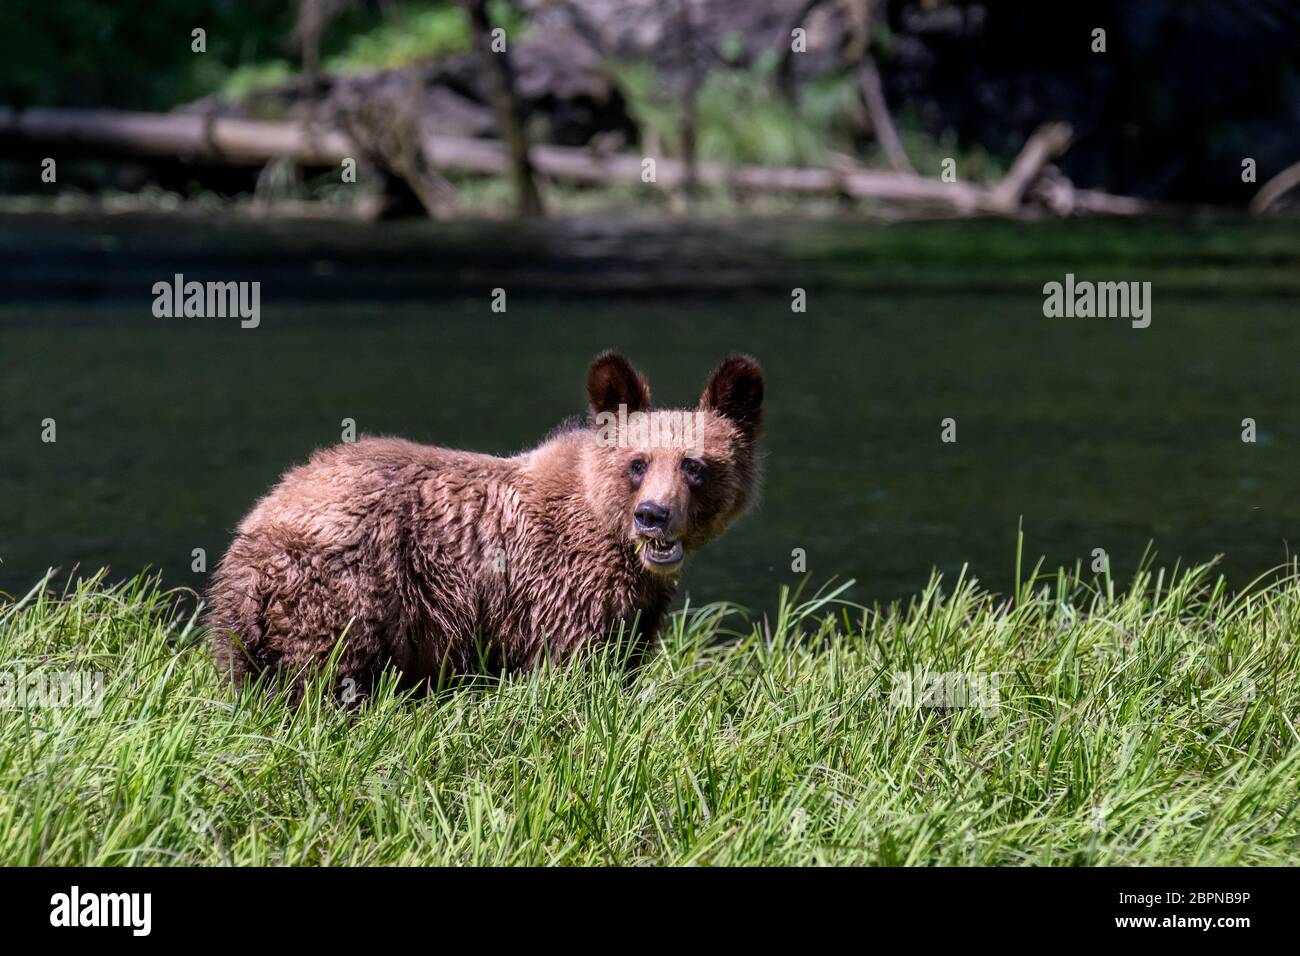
2, 213, 1299, 613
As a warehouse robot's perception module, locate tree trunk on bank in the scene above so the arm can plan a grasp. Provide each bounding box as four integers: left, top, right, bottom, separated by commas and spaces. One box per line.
675, 0, 701, 201
460, 0, 544, 218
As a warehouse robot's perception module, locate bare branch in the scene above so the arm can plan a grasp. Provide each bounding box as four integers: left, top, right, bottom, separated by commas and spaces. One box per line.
1250, 159, 1300, 214
988, 122, 1074, 213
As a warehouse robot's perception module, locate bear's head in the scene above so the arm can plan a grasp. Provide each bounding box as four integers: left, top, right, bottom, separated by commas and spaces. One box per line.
584, 351, 763, 577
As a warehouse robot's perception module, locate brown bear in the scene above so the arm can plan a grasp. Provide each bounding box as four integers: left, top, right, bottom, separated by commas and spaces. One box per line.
206, 352, 763, 698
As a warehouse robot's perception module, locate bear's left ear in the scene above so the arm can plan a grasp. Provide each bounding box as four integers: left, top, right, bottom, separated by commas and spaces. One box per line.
700, 354, 763, 439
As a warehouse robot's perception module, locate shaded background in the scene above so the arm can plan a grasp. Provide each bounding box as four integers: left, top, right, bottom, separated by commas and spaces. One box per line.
3, 1, 1300, 205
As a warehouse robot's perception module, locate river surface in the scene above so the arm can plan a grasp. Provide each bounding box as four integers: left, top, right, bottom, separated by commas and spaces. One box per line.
2, 213, 1298, 613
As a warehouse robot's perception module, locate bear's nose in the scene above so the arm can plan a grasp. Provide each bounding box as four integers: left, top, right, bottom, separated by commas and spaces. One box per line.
634, 502, 670, 533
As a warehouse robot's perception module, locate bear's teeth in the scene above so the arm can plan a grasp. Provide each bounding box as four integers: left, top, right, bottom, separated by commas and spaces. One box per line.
646, 539, 683, 563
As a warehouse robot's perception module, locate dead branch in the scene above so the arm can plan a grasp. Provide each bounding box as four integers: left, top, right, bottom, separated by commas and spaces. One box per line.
988, 122, 1074, 213
848, 2, 915, 175
1250, 159, 1300, 214
858, 56, 913, 175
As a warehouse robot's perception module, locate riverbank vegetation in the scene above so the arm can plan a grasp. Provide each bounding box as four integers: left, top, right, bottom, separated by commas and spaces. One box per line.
3, 558, 1297, 865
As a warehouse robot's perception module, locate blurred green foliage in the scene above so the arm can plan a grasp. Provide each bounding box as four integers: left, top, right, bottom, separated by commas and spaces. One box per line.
616, 57, 863, 168
0, 0, 296, 109
0, 1, 512, 110
325, 3, 469, 71
614, 56, 1003, 180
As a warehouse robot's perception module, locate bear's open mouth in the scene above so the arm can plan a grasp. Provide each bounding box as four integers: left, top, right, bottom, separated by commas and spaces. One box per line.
641, 536, 684, 567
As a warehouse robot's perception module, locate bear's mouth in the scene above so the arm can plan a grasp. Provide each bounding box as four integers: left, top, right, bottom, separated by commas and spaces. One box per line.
639, 536, 684, 570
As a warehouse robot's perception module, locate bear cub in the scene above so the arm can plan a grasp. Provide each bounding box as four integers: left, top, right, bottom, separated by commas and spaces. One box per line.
207, 352, 763, 698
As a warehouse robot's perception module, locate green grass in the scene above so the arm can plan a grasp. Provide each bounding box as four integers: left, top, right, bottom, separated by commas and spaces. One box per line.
2, 558, 1298, 866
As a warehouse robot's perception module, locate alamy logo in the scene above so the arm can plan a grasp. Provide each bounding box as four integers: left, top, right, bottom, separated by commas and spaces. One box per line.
50, 886, 151, 936
152, 273, 261, 328
889, 670, 1000, 716
595, 404, 706, 455
0, 667, 104, 714
1042, 273, 1151, 328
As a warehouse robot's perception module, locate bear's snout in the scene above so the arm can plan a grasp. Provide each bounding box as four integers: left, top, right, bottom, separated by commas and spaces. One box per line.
633, 501, 670, 534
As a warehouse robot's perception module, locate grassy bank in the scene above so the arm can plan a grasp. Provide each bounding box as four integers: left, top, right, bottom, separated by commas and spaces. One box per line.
1, 560, 1298, 865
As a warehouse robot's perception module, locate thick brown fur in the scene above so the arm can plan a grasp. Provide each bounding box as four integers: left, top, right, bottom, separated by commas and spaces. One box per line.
207, 353, 763, 699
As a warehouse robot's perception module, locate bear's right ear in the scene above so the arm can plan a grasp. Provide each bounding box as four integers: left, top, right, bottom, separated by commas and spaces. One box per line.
587, 351, 651, 420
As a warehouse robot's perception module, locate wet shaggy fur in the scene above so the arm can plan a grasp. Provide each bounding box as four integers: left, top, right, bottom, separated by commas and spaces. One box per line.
207, 352, 763, 698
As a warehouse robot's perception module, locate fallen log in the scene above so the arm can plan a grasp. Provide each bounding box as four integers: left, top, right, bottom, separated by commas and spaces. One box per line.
0, 107, 354, 165
0, 106, 1154, 217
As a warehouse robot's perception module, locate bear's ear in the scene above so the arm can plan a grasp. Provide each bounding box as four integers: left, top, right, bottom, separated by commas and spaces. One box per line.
700, 354, 763, 439
587, 351, 651, 419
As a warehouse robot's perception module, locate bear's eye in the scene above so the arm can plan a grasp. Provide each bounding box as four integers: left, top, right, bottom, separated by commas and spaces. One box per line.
628, 458, 648, 483
681, 457, 705, 485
